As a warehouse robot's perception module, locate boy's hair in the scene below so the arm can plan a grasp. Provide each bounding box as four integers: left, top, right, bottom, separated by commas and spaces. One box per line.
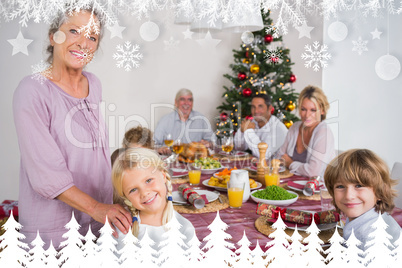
122, 126, 153, 149
111, 147, 173, 237
324, 149, 397, 214
298, 85, 329, 120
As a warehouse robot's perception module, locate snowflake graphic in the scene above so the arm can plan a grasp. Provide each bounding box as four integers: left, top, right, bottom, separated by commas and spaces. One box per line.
301, 41, 332, 72
265, 48, 282, 64
31, 60, 52, 84
265, 25, 280, 38
352, 36, 368, 55
112, 41, 143, 72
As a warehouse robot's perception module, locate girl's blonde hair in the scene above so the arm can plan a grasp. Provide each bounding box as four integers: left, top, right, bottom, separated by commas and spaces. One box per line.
298, 85, 330, 121
324, 149, 397, 214
112, 147, 173, 237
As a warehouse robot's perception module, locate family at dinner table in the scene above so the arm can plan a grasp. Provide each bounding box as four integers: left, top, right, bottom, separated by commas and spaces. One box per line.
9, 5, 401, 258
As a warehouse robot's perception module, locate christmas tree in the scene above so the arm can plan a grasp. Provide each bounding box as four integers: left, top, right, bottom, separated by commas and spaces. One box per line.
217, 10, 299, 136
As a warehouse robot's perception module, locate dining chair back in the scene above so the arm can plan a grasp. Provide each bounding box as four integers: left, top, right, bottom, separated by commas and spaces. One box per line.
391, 162, 402, 209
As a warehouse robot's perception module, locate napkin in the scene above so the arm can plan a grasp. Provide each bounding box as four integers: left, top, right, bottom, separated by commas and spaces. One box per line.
178, 184, 207, 209
287, 181, 304, 190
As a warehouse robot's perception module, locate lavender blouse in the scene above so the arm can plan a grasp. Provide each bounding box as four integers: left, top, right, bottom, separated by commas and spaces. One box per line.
13, 72, 112, 249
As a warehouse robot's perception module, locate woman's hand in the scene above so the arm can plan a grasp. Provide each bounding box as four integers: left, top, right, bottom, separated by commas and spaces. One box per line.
90, 203, 132, 238
282, 153, 293, 168
157, 146, 171, 155
57, 186, 132, 238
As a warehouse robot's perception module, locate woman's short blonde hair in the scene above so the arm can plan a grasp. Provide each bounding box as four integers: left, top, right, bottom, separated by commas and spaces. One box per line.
298, 85, 330, 120
111, 148, 173, 237
175, 88, 193, 102
324, 149, 397, 214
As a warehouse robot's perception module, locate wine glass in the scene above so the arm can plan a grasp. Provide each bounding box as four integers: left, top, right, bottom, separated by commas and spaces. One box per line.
164, 133, 173, 152
172, 139, 183, 167
221, 135, 234, 155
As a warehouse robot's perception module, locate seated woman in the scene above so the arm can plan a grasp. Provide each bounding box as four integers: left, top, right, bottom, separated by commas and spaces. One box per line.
276, 85, 335, 177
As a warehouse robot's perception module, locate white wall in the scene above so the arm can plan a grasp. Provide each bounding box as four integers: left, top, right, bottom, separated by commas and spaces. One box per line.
323, 12, 402, 167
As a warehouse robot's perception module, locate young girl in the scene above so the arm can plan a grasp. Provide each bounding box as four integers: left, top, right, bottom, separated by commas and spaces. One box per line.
112, 147, 195, 250
324, 149, 401, 250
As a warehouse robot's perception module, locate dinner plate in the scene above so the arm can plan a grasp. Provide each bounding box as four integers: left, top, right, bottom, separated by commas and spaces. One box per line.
172, 190, 219, 204
248, 165, 286, 173
202, 179, 262, 191
192, 165, 227, 174
287, 180, 322, 194
217, 151, 249, 157
250, 190, 298, 206
170, 169, 188, 178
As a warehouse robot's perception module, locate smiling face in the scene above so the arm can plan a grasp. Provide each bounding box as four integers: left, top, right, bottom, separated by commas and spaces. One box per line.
50, 11, 100, 70
122, 166, 167, 218
333, 180, 377, 221
175, 94, 193, 119
299, 97, 323, 127
251, 97, 271, 125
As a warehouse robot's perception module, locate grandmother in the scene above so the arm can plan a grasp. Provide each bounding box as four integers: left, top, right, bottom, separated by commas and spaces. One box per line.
13, 7, 131, 248
276, 86, 335, 177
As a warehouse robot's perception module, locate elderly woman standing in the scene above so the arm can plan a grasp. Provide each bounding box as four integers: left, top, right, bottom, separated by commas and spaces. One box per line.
276, 86, 335, 177
13, 8, 131, 248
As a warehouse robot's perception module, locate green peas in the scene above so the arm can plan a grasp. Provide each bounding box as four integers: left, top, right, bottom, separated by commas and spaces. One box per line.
252, 185, 296, 200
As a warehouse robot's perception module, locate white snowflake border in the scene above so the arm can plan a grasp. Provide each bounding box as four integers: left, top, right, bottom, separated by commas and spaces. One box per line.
2, 1, 402, 39
113, 41, 143, 72
301, 41, 332, 72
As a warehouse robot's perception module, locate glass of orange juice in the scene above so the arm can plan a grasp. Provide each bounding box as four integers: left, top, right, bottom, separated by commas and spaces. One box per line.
227, 180, 245, 208
188, 169, 201, 187
265, 167, 279, 187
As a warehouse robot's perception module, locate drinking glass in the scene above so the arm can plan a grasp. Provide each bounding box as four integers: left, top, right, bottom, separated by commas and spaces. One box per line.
264, 167, 279, 187
221, 135, 234, 155
320, 187, 334, 211
188, 169, 201, 187
164, 133, 173, 155
227, 180, 245, 208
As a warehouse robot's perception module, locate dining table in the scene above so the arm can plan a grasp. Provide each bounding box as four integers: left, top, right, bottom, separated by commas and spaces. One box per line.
170, 155, 402, 250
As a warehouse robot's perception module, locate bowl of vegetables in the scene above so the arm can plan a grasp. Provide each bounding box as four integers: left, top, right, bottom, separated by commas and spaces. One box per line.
250, 185, 298, 206
192, 157, 225, 174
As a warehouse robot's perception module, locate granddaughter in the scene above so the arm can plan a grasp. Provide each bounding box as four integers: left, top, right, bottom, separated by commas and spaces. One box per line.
112, 147, 195, 250
324, 149, 401, 250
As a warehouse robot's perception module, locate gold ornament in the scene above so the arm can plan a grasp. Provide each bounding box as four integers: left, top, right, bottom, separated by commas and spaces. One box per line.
242, 58, 250, 64
250, 64, 260, 74
286, 101, 295, 111
284, 120, 293, 129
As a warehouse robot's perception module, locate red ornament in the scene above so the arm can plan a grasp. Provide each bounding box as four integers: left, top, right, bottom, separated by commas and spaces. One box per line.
264, 34, 273, 43
245, 51, 250, 58
242, 88, 252, 97
245, 115, 253, 120
238, 72, 247, 80
271, 57, 279, 63
220, 112, 228, 121
289, 74, 296, 83
271, 106, 275, 114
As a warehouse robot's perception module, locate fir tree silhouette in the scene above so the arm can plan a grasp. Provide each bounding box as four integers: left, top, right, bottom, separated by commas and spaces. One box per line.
250, 240, 267, 267
28, 231, 46, 267
0, 211, 29, 267
288, 225, 307, 266
118, 227, 141, 267
81, 225, 100, 267
344, 229, 365, 267
186, 229, 205, 267
58, 212, 85, 268
96, 218, 119, 267
303, 220, 326, 267
324, 226, 346, 267
235, 230, 253, 267
202, 211, 236, 267
44, 240, 59, 267
264, 212, 291, 267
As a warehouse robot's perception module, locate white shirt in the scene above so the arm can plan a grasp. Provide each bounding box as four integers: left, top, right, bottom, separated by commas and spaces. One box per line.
234, 116, 288, 158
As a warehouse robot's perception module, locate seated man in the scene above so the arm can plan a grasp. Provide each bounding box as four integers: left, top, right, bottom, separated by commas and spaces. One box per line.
154, 88, 213, 154
234, 94, 288, 158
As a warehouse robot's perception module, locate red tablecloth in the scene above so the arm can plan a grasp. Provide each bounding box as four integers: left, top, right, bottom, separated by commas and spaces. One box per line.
172, 160, 402, 248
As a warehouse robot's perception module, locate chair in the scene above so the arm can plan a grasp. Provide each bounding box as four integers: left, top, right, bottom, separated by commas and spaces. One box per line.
391, 162, 402, 209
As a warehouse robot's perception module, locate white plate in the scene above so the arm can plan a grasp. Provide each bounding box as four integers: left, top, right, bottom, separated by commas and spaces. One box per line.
171, 168, 187, 173
192, 164, 227, 174
250, 190, 298, 206
248, 165, 286, 173
202, 179, 262, 191
172, 190, 219, 204
287, 180, 321, 194
217, 151, 249, 157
